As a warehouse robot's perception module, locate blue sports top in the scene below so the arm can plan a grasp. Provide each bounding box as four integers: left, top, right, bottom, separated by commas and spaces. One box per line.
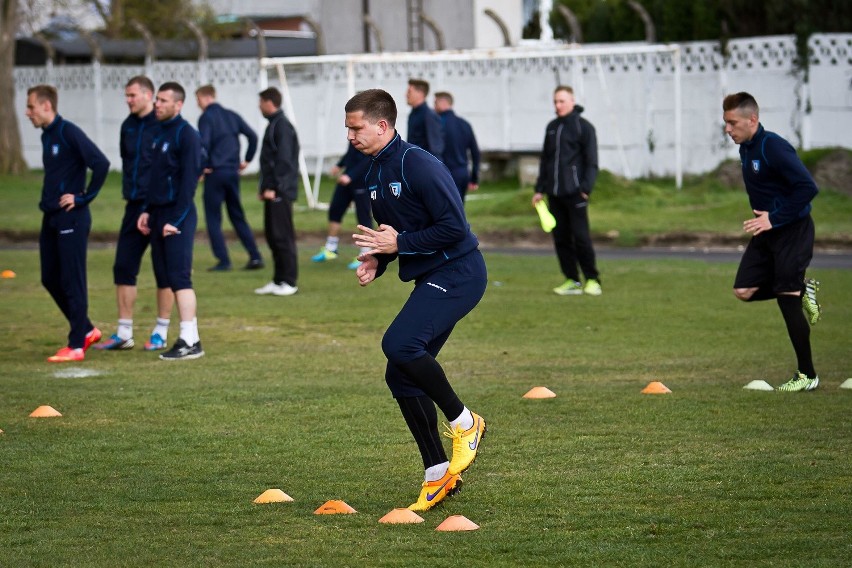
363, 132, 479, 282
119, 110, 159, 202
145, 114, 202, 228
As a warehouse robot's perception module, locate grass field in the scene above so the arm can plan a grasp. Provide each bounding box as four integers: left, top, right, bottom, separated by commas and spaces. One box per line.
1, 242, 850, 567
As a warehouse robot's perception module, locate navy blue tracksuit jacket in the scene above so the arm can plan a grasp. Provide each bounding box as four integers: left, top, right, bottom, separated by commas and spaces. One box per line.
406, 103, 444, 159
119, 111, 159, 202
198, 102, 258, 170
364, 133, 479, 282
146, 115, 202, 228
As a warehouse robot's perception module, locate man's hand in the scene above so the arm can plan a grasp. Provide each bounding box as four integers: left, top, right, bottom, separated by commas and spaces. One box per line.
137, 212, 151, 236
260, 189, 276, 201
355, 254, 378, 287
531, 192, 544, 206
338, 174, 352, 186
353, 224, 399, 255
59, 193, 76, 211
468, 182, 479, 193
743, 209, 772, 235
163, 223, 180, 237
238, 161, 248, 172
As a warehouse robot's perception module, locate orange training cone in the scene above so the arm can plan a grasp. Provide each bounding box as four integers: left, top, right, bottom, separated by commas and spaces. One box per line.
1, 269, 15, 279
378, 508, 425, 524
29, 405, 62, 417
523, 386, 557, 399
253, 489, 294, 504
314, 500, 357, 514
641, 381, 672, 394
435, 515, 480, 531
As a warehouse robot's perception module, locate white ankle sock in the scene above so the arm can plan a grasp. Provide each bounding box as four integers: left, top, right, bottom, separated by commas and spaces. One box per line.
117, 319, 133, 340
153, 318, 169, 339
450, 407, 474, 431
424, 461, 449, 482
179, 318, 199, 346
326, 236, 339, 252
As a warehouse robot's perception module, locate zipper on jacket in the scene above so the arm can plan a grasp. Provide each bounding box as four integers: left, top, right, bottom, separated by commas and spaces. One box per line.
572, 165, 580, 189
167, 177, 174, 202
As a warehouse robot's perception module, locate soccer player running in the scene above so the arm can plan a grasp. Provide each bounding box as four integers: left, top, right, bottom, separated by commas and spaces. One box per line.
723, 92, 822, 392
26, 84, 109, 362
347, 89, 487, 511
137, 82, 205, 360
95, 76, 176, 352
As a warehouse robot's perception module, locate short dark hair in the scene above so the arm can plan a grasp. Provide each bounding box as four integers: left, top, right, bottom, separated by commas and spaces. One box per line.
345, 89, 397, 128
126, 75, 154, 93
27, 84, 58, 111
408, 78, 430, 96
723, 92, 759, 117
434, 91, 453, 105
158, 81, 186, 102
195, 84, 216, 98
554, 85, 574, 96
259, 87, 282, 109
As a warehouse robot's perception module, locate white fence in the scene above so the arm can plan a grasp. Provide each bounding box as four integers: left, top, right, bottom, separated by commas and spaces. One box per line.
13, 34, 852, 188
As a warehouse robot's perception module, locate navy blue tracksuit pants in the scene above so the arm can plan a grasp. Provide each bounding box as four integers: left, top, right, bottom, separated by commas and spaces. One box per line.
203, 169, 261, 265
40, 207, 94, 349
382, 250, 487, 398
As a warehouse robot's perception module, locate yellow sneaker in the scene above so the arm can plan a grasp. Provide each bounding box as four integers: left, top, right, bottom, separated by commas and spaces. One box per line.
408, 470, 462, 512
444, 412, 486, 475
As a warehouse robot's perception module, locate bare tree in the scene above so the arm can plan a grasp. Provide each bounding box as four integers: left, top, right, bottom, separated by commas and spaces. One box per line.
1, 0, 27, 174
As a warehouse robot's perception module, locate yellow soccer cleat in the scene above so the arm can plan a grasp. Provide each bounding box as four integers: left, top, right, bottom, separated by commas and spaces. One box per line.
408, 470, 462, 512
445, 412, 487, 476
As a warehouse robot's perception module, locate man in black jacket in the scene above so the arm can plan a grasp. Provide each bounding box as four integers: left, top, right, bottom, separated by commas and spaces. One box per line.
254, 87, 300, 297
533, 85, 601, 296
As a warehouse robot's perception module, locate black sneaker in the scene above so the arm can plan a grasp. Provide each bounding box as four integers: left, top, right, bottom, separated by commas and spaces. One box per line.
159, 338, 204, 360
244, 258, 265, 270
207, 262, 232, 272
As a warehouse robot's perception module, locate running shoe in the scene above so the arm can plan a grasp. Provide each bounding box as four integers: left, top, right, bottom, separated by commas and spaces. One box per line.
144, 333, 167, 351
408, 471, 462, 512
347, 258, 362, 270
777, 371, 820, 392
553, 280, 583, 296
311, 247, 338, 262
583, 279, 603, 296
444, 411, 487, 475
47, 346, 84, 363
93, 334, 135, 350
159, 338, 204, 361
802, 278, 822, 326
84, 327, 102, 350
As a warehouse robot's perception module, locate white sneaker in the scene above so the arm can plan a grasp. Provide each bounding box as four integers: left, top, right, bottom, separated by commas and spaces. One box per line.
271, 283, 298, 296
254, 282, 278, 295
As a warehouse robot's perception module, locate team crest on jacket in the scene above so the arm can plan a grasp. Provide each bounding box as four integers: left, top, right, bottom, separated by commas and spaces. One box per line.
389, 182, 402, 198
162, 142, 170, 153
751, 160, 760, 173
51, 144, 60, 156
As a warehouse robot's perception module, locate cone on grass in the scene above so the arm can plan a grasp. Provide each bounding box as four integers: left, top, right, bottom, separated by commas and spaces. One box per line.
435, 515, 480, 531
1, 269, 15, 279
314, 500, 356, 514
743, 380, 774, 391
253, 489, 294, 504
840, 378, 852, 390
641, 382, 671, 394
523, 386, 556, 399
378, 508, 424, 524
29, 405, 62, 417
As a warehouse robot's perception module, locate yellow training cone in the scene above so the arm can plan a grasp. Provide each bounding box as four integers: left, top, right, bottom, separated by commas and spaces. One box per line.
314, 500, 357, 515
523, 386, 557, 399
641, 382, 672, 394
29, 405, 62, 417
1, 269, 15, 279
378, 508, 424, 524
435, 515, 480, 531
253, 489, 294, 504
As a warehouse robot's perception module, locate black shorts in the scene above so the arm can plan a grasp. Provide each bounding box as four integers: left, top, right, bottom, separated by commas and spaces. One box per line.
734, 214, 814, 294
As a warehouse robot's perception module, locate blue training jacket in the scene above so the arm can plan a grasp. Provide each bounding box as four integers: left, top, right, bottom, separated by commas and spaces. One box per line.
146, 114, 202, 228
39, 115, 110, 213
739, 124, 818, 228
438, 109, 480, 183
364, 132, 479, 282
198, 102, 258, 171
119, 111, 158, 202
406, 103, 444, 159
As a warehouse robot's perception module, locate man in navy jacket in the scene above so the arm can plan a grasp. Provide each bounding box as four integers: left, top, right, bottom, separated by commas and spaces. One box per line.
348, 89, 487, 512
25, 84, 109, 362
137, 82, 204, 360
723, 92, 821, 392
434, 91, 480, 202
405, 79, 444, 158
195, 84, 263, 271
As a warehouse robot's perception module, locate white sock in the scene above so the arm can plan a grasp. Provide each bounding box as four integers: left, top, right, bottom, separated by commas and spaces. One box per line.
424, 461, 449, 482
153, 317, 170, 339
359, 246, 371, 255
117, 319, 133, 340
179, 318, 199, 346
325, 236, 339, 252
450, 407, 474, 431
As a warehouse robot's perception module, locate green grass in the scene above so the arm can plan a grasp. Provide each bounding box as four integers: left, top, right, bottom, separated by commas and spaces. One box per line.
1, 246, 850, 567
3, 165, 851, 246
